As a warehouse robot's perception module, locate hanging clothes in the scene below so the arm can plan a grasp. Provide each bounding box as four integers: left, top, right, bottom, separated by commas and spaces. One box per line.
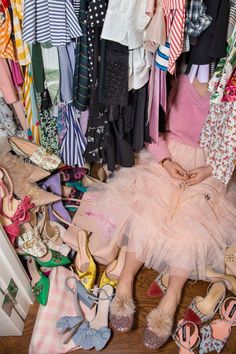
162, 0, 186, 75
22, 0, 82, 46
200, 27, 236, 185
10, 0, 31, 65
101, 0, 144, 50
40, 43, 60, 106
23, 64, 40, 143
186, 0, 230, 66
61, 103, 87, 166
0, 4, 16, 60
148, 66, 167, 144
39, 106, 60, 155
208, 26, 236, 104
8, 60, 24, 89
183, 0, 212, 52
31, 43, 45, 93
73, 0, 90, 111
101, 40, 129, 107
58, 42, 75, 103
228, 0, 236, 38
144, 0, 166, 54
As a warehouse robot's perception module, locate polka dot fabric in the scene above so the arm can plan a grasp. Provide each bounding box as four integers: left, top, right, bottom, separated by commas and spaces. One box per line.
86, 0, 107, 85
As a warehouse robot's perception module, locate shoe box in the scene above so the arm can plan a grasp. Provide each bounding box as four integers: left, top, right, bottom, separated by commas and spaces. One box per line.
0, 226, 34, 336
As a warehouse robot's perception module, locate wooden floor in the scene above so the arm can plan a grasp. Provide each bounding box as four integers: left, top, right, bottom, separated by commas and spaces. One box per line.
0, 267, 235, 354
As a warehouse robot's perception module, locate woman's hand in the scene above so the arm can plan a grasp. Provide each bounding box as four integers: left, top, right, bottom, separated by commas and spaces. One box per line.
186, 166, 213, 186
163, 160, 188, 180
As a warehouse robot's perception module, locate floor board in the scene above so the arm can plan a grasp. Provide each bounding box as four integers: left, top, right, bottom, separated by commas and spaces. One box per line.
0, 267, 235, 354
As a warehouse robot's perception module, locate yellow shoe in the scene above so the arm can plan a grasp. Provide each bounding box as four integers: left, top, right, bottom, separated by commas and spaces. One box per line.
100, 246, 127, 288
75, 230, 96, 290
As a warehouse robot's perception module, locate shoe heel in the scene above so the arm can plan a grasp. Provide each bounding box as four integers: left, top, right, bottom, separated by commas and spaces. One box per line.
77, 281, 96, 309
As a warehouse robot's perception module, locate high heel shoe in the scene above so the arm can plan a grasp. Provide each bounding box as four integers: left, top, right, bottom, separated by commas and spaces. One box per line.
75, 230, 96, 290
73, 284, 114, 351
40, 173, 71, 223
16, 224, 71, 267
206, 267, 236, 296
173, 319, 200, 353
0, 139, 57, 207
99, 246, 127, 288
0, 167, 35, 245
9, 136, 62, 171
57, 276, 85, 344
65, 276, 96, 310
199, 297, 236, 354
27, 257, 50, 306
147, 272, 169, 298
184, 281, 226, 325
30, 206, 71, 256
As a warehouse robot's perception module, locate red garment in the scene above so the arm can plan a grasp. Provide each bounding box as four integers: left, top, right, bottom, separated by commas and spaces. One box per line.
0, 0, 10, 12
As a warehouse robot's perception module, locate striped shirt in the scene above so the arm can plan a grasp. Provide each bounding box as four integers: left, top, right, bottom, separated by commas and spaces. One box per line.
22, 0, 82, 47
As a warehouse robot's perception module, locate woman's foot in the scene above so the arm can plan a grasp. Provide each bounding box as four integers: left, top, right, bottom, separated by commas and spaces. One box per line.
110, 276, 135, 332
143, 289, 181, 349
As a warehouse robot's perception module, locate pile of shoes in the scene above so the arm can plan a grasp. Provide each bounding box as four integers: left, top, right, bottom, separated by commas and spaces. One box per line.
0, 135, 104, 309
146, 262, 236, 353
57, 245, 127, 351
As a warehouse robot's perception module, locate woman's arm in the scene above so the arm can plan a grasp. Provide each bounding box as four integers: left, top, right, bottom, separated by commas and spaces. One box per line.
148, 135, 187, 180
185, 166, 213, 186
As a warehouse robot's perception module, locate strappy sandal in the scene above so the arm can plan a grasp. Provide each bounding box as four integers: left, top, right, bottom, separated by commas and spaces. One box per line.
0, 167, 34, 244
30, 206, 71, 256
173, 319, 200, 353
73, 284, 114, 351
56, 277, 85, 345
199, 297, 236, 354
206, 267, 236, 296
9, 136, 62, 171
16, 224, 71, 267
147, 272, 169, 298
184, 281, 226, 325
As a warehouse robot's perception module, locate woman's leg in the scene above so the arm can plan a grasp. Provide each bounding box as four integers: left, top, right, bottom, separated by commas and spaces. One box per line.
110, 251, 143, 332
158, 274, 187, 315
144, 273, 188, 349
116, 251, 144, 297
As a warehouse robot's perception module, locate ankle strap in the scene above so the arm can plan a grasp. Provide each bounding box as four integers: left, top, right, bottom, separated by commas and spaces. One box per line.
88, 286, 114, 303
220, 297, 236, 324
173, 320, 200, 351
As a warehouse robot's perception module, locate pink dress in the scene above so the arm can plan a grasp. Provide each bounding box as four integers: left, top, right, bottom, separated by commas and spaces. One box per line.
75, 75, 236, 280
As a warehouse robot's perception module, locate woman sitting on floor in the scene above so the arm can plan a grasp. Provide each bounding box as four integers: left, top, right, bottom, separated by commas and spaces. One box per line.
77, 74, 236, 349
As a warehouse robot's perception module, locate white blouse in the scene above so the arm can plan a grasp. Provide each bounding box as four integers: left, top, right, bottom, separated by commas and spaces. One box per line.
101, 0, 150, 50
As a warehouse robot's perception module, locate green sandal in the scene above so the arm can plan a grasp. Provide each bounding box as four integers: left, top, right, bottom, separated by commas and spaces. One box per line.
27, 257, 50, 306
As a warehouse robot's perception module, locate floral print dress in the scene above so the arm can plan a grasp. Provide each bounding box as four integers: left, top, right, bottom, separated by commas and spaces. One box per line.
200, 26, 236, 185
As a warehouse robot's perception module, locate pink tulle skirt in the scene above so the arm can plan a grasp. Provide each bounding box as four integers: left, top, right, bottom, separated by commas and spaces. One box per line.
76, 140, 236, 279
